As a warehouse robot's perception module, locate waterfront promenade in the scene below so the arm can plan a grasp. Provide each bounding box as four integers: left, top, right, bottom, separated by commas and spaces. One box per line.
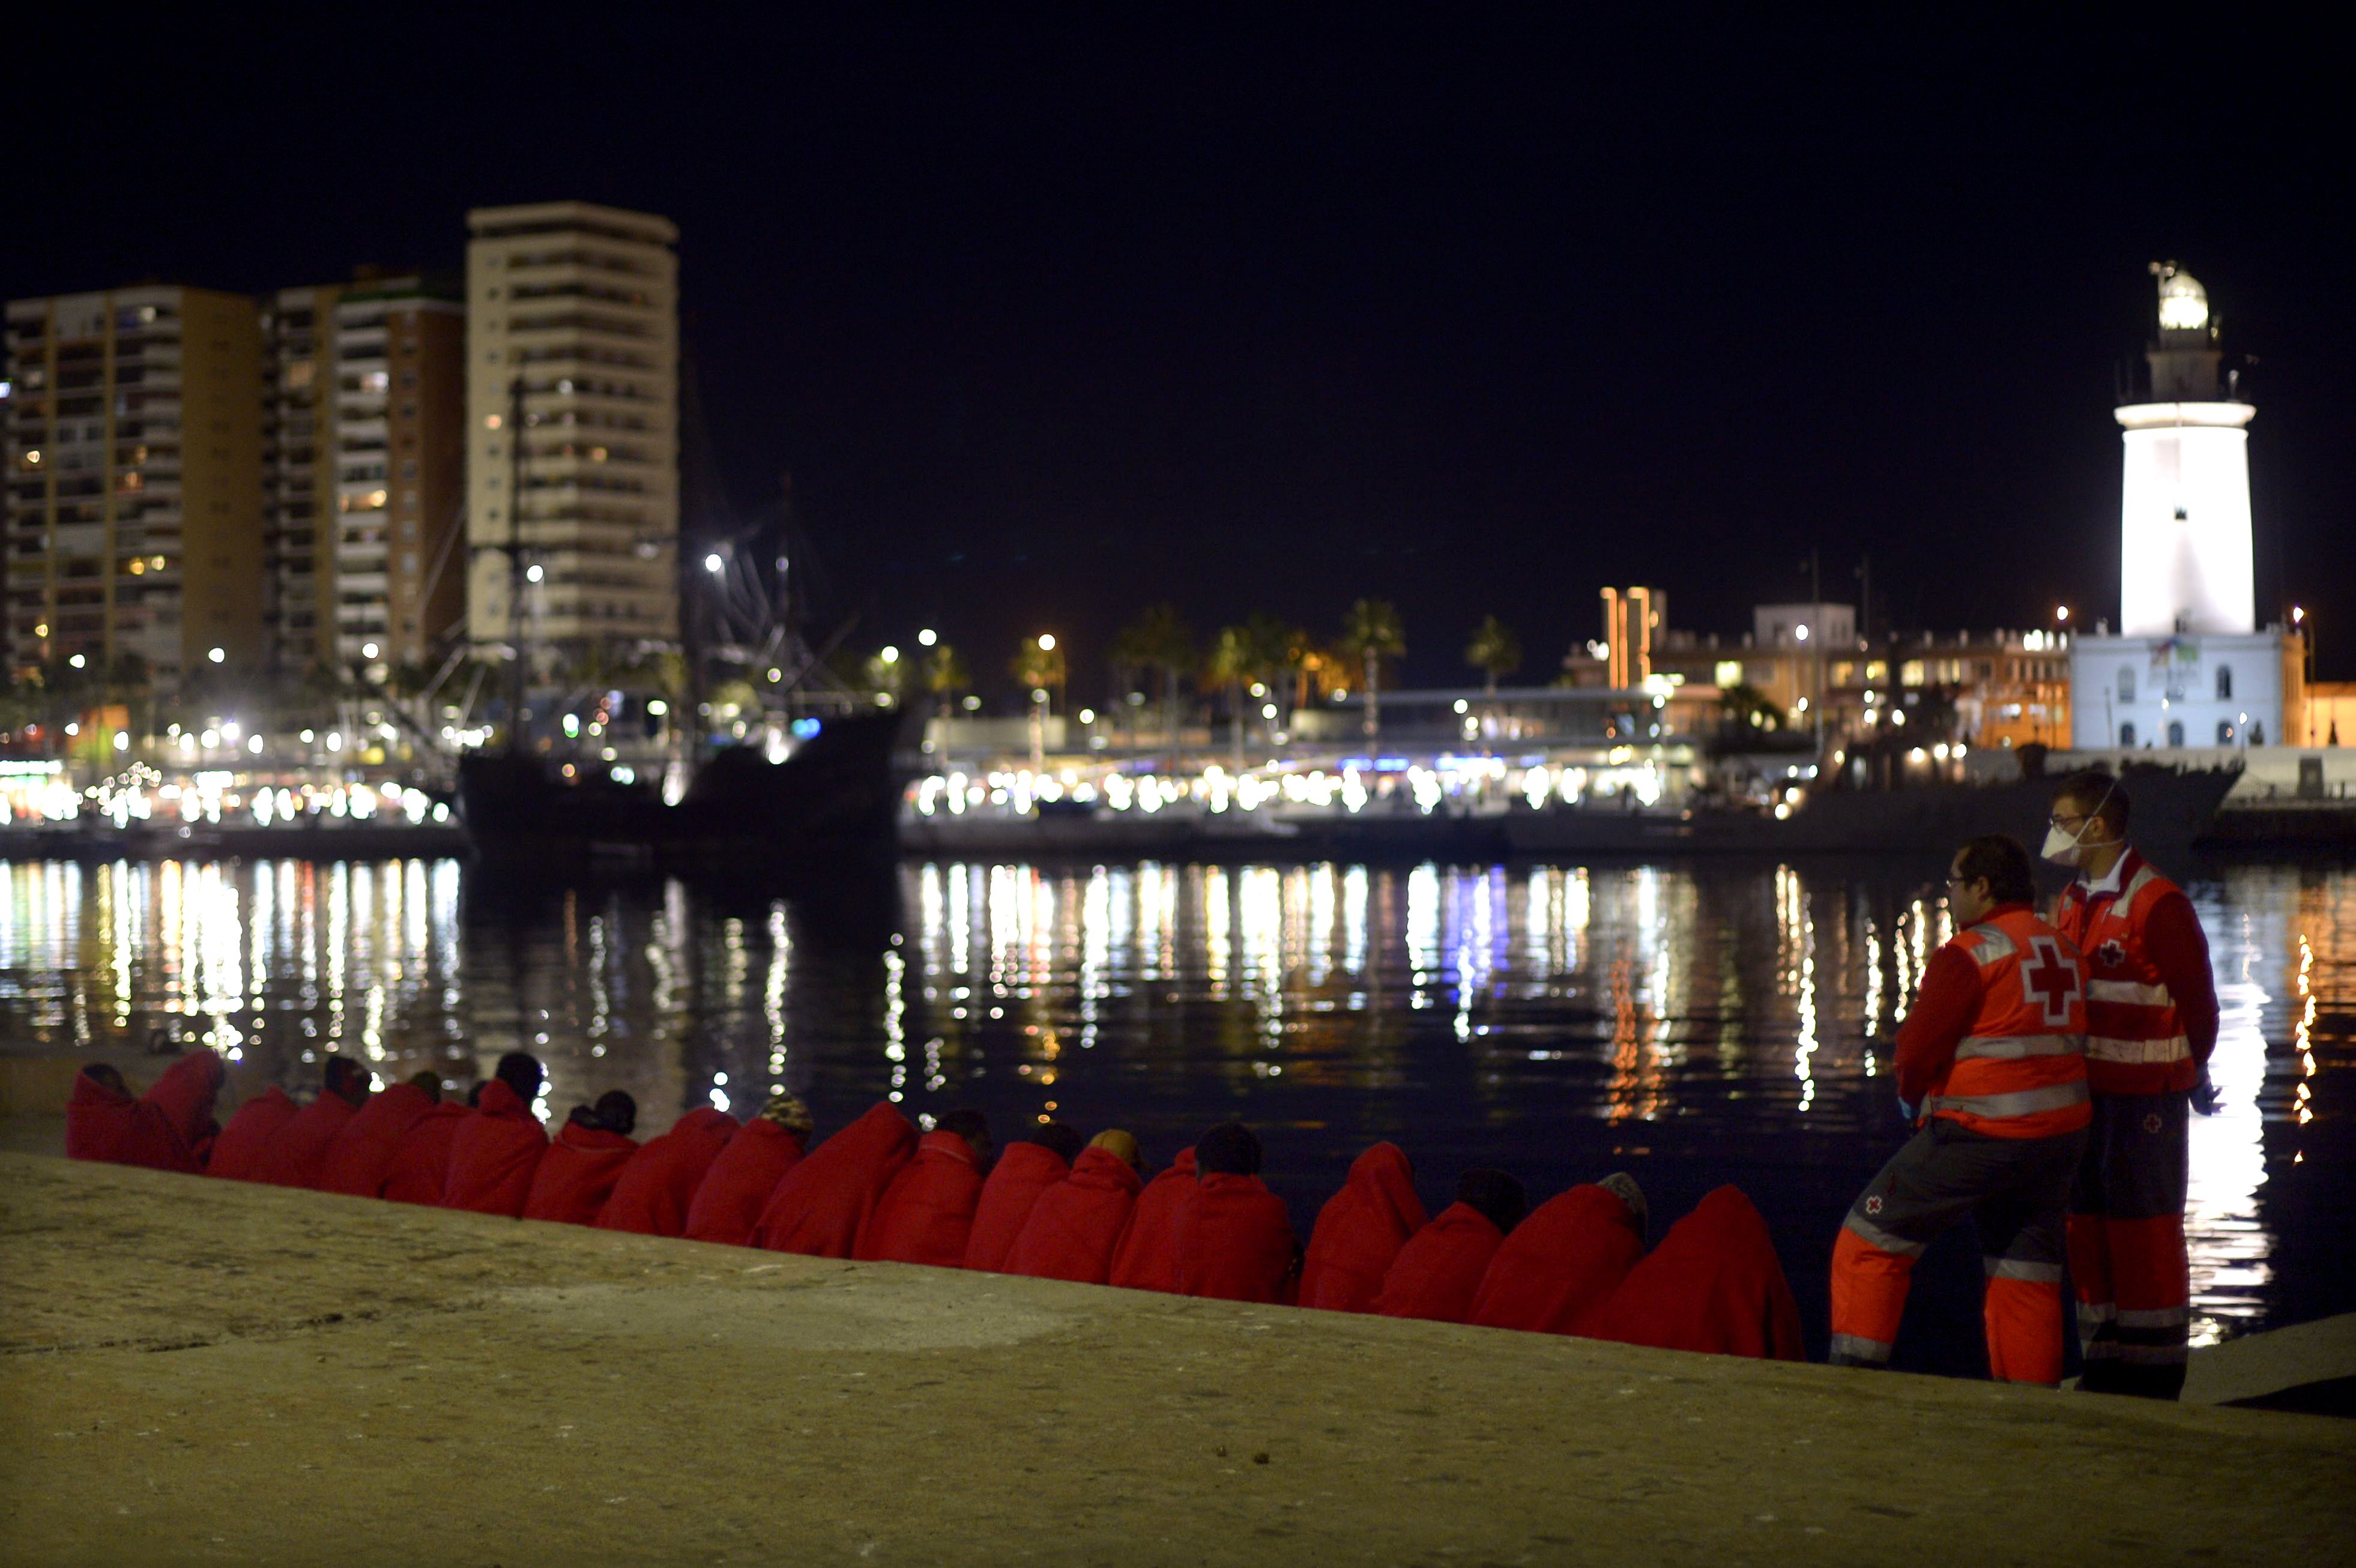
1, 1151, 2345, 1566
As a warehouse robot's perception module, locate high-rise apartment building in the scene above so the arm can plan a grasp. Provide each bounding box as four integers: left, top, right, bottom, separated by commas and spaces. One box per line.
4, 286, 265, 684
464, 202, 679, 668
265, 273, 466, 674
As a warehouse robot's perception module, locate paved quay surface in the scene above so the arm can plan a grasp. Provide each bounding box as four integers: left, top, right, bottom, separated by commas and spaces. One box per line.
2, 1152, 2348, 1567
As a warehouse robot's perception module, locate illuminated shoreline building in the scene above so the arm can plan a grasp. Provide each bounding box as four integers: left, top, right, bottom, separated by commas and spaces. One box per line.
4, 286, 265, 686
2070, 265, 2301, 750
464, 202, 680, 674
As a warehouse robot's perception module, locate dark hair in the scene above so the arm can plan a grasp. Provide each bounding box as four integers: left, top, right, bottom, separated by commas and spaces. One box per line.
936, 1108, 992, 1157
83, 1062, 127, 1094
1457, 1169, 1527, 1235
466, 1079, 486, 1108
2054, 768, 2130, 833
406, 1070, 444, 1102
494, 1051, 544, 1099
323, 1057, 367, 1096
1954, 834, 2037, 906
1195, 1121, 1263, 1177
593, 1090, 637, 1136
1031, 1120, 1086, 1165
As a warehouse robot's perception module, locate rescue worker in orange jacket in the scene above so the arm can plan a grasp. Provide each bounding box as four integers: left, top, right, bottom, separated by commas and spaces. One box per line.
1831, 833, 2091, 1384
2045, 769, 2220, 1400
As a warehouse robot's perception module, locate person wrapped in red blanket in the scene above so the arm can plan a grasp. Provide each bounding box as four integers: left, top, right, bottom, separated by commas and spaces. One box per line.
441, 1053, 550, 1217
1299, 1141, 1428, 1313
684, 1094, 812, 1246
382, 1085, 472, 1205
1376, 1169, 1525, 1323
319, 1072, 444, 1199
1174, 1123, 1299, 1304
1582, 1185, 1803, 1360
754, 1100, 916, 1256
1005, 1130, 1144, 1285
963, 1121, 1083, 1271
208, 1084, 300, 1181
1108, 1144, 1195, 1291
858, 1110, 994, 1267
524, 1092, 639, 1225
66, 1053, 223, 1174
256, 1057, 371, 1189
597, 1106, 739, 1237
1469, 1173, 1647, 1334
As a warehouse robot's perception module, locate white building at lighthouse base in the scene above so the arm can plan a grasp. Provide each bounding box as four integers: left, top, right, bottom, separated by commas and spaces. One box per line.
2069, 628, 2291, 750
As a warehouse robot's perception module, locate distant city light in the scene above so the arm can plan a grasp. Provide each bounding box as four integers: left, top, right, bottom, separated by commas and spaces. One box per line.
704, 553, 724, 574
525, 563, 544, 583
113, 731, 128, 752
2055, 605, 2070, 623
248, 734, 264, 753
918, 628, 938, 647
208, 647, 225, 663
361, 642, 379, 659
1078, 709, 1095, 725
1794, 624, 1810, 642
67, 654, 84, 669
647, 699, 668, 716
880, 645, 900, 664
1036, 633, 1056, 651
2292, 606, 2305, 624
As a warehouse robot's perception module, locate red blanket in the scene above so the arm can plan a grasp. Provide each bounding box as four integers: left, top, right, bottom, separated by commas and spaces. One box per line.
1299, 1141, 1427, 1313
857, 1127, 986, 1267
1376, 1202, 1503, 1323
1107, 1148, 1195, 1292
961, 1142, 1071, 1271
754, 1102, 917, 1256
524, 1120, 641, 1226
207, 1086, 299, 1181
381, 1100, 467, 1205
596, 1108, 739, 1237
256, 1090, 362, 1189
683, 1118, 806, 1246
1004, 1146, 1143, 1284
65, 1053, 221, 1174
318, 1082, 439, 1198
1174, 1171, 1297, 1304
440, 1079, 550, 1217
1579, 1186, 1804, 1360
1469, 1184, 1646, 1334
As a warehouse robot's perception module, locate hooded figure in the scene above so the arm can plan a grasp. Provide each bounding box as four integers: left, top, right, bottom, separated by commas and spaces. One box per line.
857, 1110, 994, 1267
318, 1073, 444, 1199
381, 1094, 470, 1205
1173, 1123, 1299, 1305
684, 1094, 812, 1246
1469, 1174, 1649, 1334
1107, 1145, 1195, 1292
524, 1093, 640, 1226
596, 1106, 739, 1237
962, 1121, 1083, 1272
1299, 1141, 1428, 1314
1376, 1169, 1526, 1323
256, 1058, 372, 1189
1004, 1130, 1145, 1285
441, 1054, 551, 1217
66, 1053, 223, 1174
1581, 1186, 1804, 1360
207, 1085, 301, 1181
754, 1100, 917, 1256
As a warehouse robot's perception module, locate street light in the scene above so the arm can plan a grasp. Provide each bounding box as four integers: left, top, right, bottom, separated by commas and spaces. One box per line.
207, 647, 225, 664
918, 628, 938, 648
704, 553, 724, 574
1036, 633, 1056, 652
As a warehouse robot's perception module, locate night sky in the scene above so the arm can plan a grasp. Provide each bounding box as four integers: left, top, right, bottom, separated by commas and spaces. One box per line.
11, 13, 2351, 695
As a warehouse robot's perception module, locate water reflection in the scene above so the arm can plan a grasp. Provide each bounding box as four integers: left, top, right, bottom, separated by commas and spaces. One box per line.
1, 854, 2345, 1348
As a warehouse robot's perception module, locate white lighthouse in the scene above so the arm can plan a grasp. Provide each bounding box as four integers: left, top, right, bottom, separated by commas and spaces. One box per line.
2071, 264, 2288, 751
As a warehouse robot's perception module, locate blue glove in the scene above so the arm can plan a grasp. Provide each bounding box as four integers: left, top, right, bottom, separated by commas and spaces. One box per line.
1896, 1097, 1921, 1123
2191, 1064, 2221, 1117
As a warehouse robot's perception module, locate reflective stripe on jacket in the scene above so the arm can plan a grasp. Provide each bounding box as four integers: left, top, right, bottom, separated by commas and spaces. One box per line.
2053, 852, 2195, 1094
1923, 908, 2091, 1139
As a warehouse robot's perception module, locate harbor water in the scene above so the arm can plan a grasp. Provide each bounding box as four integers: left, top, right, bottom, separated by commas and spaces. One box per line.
2, 852, 2346, 1377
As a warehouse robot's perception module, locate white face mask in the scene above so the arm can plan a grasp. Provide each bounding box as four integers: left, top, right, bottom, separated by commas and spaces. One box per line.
2040, 821, 2086, 867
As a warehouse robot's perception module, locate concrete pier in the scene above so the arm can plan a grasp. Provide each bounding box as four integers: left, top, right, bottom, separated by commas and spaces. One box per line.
1, 1151, 2346, 1566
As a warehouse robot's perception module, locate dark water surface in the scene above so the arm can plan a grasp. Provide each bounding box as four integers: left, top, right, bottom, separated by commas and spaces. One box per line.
4, 853, 2348, 1374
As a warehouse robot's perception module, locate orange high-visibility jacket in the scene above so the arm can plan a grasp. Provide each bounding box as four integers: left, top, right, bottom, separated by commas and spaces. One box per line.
1921, 906, 2091, 1139
2054, 852, 2208, 1096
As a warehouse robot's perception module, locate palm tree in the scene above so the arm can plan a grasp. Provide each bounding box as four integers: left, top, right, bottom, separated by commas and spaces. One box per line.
923, 643, 970, 719
1338, 598, 1406, 740
1464, 615, 1522, 695
1011, 636, 1067, 771
1204, 624, 1258, 768
1113, 603, 1194, 745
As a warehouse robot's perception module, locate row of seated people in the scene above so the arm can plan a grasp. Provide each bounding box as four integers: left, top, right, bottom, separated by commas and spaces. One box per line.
67, 1049, 1800, 1360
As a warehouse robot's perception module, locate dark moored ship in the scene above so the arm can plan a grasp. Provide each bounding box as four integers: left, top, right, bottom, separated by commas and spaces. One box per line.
457, 709, 902, 875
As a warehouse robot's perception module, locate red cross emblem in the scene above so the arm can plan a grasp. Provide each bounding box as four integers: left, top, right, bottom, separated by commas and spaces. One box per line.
2021, 936, 2079, 1026
2097, 939, 2127, 968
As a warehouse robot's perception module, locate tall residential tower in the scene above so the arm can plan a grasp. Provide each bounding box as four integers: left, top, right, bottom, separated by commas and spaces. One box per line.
464, 202, 680, 674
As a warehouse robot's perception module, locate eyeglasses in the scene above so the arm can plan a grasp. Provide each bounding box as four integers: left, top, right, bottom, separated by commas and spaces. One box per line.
2047, 812, 2090, 830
